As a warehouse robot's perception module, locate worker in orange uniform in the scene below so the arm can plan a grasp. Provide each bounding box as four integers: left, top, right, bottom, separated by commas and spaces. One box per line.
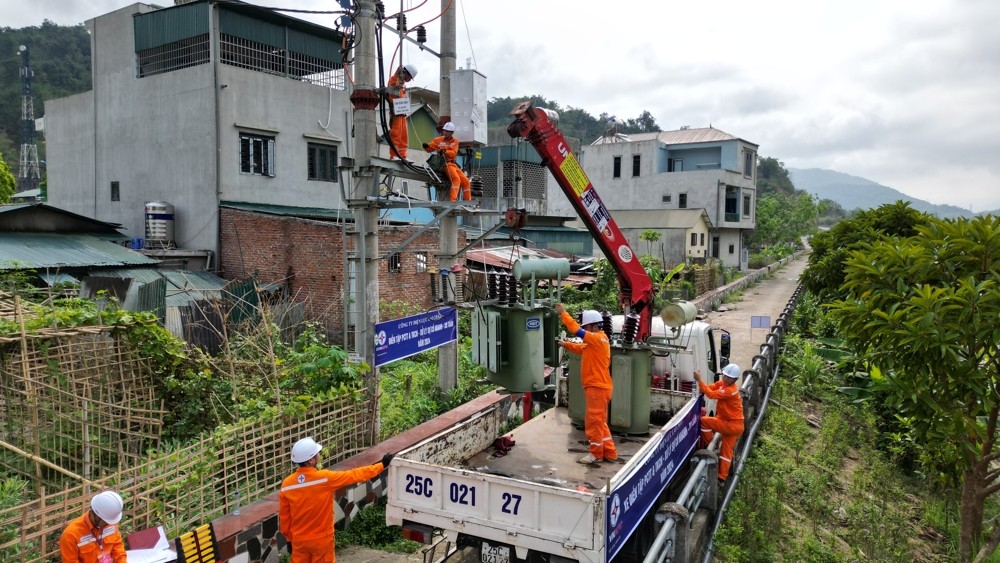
422, 122, 471, 201
60, 490, 127, 563
693, 363, 745, 485
279, 437, 395, 563
386, 64, 416, 160
554, 303, 618, 464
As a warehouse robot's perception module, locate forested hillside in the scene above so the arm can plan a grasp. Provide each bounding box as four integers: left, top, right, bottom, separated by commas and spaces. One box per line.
0, 22, 91, 173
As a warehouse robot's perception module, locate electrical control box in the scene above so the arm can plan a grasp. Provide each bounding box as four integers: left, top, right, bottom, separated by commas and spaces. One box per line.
449, 68, 487, 145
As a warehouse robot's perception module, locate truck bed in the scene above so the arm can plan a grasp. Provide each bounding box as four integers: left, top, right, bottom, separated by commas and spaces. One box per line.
464, 407, 652, 492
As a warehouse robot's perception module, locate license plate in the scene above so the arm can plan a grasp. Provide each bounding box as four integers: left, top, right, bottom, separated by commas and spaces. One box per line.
481, 542, 510, 563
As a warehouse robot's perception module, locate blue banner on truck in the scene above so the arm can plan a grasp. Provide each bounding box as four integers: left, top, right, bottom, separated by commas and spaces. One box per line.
374, 308, 457, 367
605, 395, 702, 562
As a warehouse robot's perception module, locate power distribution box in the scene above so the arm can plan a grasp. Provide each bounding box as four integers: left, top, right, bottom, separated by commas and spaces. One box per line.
449, 68, 487, 145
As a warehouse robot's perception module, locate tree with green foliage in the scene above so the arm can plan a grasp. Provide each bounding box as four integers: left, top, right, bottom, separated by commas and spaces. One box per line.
0, 153, 14, 203
639, 229, 660, 256
828, 215, 1000, 563
756, 156, 796, 196
749, 191, 819, 251
802, 201, 930, 300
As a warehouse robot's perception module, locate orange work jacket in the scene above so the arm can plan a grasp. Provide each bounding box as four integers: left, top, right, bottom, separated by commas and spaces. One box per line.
59, 511, 127, 563
278, 463, 386, 544
425, 136, 460, 163
559, 310, 612, 390
698, 379, 744, 421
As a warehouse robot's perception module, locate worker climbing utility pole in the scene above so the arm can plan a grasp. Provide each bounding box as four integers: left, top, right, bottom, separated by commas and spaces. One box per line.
437, 0, 459, 391
348, 0, 383, 430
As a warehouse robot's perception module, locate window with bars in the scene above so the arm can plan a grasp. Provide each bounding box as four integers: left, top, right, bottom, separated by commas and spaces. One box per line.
240, 133, 275, 176
389, 253, 402, 273
415, 252, 428, 273
679, 193, 687, 209
307, 143, 337, 182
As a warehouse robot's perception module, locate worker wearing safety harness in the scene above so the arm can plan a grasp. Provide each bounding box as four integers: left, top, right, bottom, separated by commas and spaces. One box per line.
386, 64, 416, 160
555, 303, 618, 464
279, 437, 395, 563
693, 363, 745, 484
423, 122, 472, 201
60, 490, 127, 563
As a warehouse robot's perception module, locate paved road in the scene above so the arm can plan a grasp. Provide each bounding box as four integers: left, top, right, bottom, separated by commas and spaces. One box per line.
339, 255, 808, 563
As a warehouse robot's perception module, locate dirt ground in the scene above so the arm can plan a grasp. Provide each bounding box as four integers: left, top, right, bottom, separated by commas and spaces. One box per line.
338, 256, 809, 563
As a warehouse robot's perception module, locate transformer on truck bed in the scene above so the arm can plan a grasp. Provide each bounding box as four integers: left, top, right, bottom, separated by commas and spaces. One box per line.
386, 102, 754, 563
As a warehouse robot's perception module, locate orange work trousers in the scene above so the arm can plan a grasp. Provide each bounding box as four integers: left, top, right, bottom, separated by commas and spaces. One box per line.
584, 387, 618, 460
445, 162, 471, 201
291, 536, 334, 563
699, 416, 744, 480
389, 115, 407, 159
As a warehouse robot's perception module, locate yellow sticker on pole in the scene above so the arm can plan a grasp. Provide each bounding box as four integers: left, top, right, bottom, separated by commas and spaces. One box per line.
560, 153, 590, 196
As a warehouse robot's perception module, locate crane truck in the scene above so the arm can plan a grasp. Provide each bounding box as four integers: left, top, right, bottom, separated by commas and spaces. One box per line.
386, 102, 774, 563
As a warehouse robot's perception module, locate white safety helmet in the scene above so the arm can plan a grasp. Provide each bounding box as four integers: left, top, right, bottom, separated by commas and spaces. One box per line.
721, 363, 741, 380
442, 122, 457, 132
291, 437, 323, 464
91, 491, 124, 524
581, 310, 603, 327
402, 63, 417, 79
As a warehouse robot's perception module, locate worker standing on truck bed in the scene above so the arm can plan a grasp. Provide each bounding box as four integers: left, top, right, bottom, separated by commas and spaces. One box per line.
423, 122, 471, 201
693, 364, 745, 485
555, 303, 618, 464
279, 437, 395, 563
386, 64, 416, 160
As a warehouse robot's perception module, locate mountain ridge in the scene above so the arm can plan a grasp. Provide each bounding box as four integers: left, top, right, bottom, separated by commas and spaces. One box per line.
788, 167, 998, 218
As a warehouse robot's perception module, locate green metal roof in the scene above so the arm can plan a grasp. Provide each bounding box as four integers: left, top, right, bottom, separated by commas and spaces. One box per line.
85, 268, 227, 308
221, 201, 354, 221
0, 234, 158, 270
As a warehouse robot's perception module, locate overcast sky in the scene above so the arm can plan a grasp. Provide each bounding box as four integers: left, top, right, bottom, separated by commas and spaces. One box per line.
6, 0, 1000, 211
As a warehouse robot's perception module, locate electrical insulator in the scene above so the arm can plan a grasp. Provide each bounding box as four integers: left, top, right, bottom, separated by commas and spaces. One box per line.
622, 313, 640, 346
506, 276, 519, 306
415, 25, 427, 44
488, 272, 498, 300
470, 175, 484, 197
602, 311, 613, 339
497, 273, 508, 304
396, 13, 407, 32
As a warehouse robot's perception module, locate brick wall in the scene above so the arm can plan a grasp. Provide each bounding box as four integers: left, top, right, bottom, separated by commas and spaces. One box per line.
219, 208, 466, 339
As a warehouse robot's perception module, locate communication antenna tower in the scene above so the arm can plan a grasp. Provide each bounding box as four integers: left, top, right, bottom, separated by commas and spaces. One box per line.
17, 45, 42, 197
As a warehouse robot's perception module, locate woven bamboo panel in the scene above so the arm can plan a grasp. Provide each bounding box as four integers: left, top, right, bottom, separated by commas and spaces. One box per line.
0, 395, 373, 562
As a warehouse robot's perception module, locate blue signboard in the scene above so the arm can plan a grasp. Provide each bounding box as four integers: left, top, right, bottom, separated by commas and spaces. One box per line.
604, 395, 702, 562
374, 308, 457, 367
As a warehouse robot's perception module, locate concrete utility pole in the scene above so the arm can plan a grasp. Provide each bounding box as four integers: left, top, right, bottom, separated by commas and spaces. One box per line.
349, 0, 382, 407
437, 0, 459, 391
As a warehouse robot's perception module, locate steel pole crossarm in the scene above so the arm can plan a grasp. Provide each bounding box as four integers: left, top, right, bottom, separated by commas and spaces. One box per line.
382, 23, 442, 57
370, 155, 437, 182
384, 205, 455, 257
450, 219, 511, 257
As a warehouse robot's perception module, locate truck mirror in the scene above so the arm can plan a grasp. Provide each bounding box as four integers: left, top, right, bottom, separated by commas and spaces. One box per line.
720, 332, 731, 364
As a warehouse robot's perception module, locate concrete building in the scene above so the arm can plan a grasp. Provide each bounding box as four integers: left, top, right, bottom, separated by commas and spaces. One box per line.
549, 127, 758, 269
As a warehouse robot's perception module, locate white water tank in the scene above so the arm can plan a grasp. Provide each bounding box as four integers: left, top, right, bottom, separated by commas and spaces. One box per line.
144, 201, 176, 248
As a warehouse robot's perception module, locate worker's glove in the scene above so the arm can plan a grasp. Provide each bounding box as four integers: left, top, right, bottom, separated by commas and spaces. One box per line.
422, 143, 430, 150
381, 452, 395, 467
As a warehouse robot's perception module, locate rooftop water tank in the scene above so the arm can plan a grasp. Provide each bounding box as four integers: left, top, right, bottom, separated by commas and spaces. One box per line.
144, 201, 176, 249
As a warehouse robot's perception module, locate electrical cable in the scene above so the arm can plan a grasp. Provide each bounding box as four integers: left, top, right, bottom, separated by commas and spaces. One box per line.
458, 0, 477, 69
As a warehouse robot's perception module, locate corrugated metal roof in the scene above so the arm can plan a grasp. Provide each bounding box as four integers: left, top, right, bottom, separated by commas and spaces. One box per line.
86, 268, 227, 307
0, 203, 124, 233
464, 246, 579, 270
590, 127, 740, 146
0, 234, 159, 270
567, 209, 712, 230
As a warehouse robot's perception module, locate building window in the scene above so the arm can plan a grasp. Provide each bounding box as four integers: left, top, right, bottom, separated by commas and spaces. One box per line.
110, 181, 120, 202
613, 156, 622, 178
632, 154, 641, 177
700, 233, 705, 246
308, 143, 338, 182
239, 133, 275, 176
662, 194, 671, 203
389, 253, 402, 273
729, 244, 735, 254
744, 150, 755, 178
743, 194, 751, 217
690, 233, 697, 247
415, 252, 427, 273
669, 158, 683, 172
679, 193, 687, 209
